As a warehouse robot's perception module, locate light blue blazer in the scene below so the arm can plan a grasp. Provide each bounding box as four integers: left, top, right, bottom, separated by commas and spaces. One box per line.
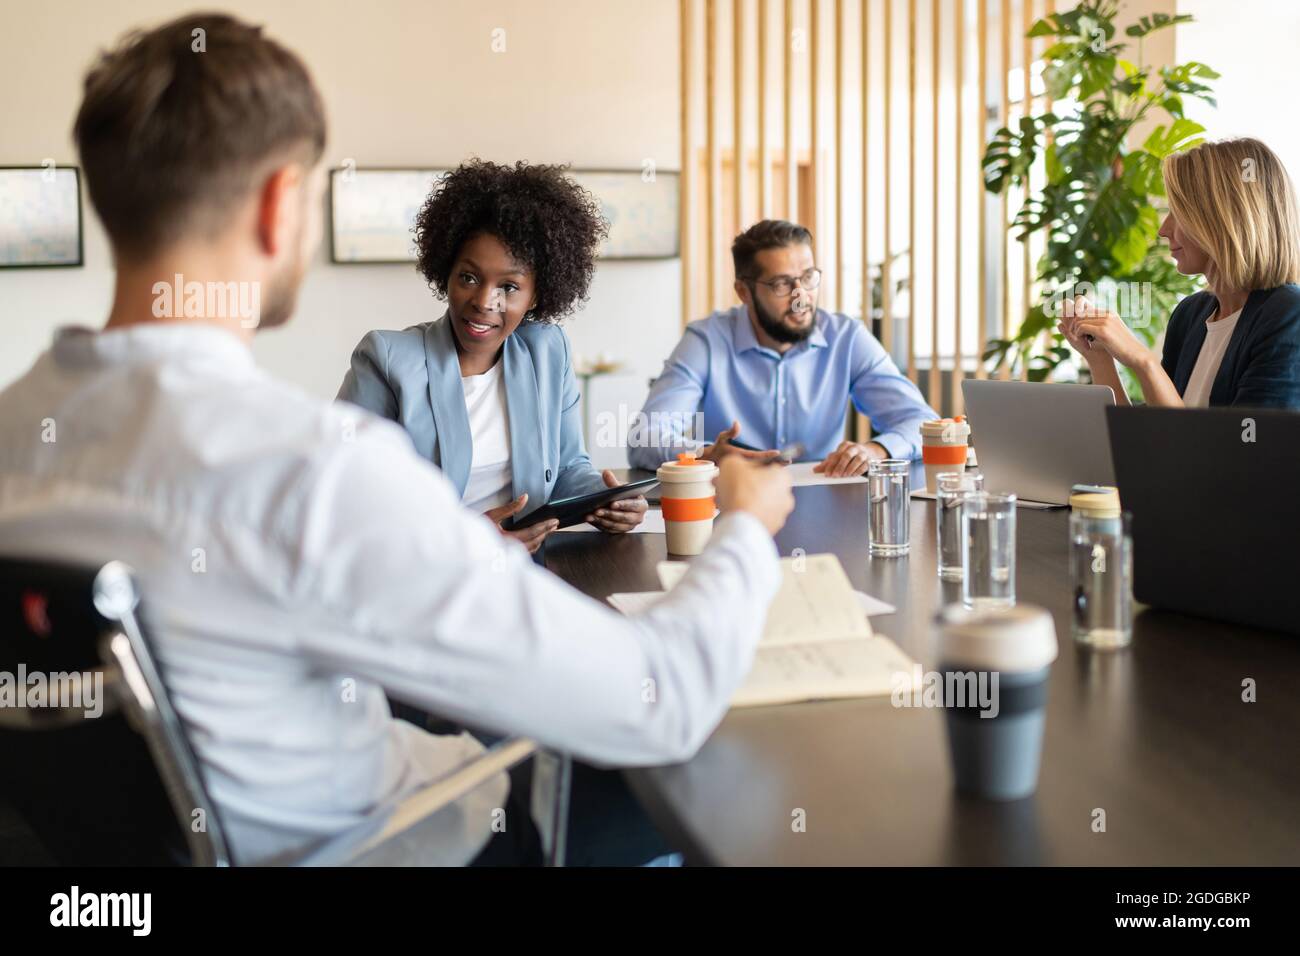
337, 315, 607, 517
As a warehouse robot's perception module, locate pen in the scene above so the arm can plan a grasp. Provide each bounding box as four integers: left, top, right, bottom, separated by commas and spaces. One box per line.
769, 442, 805, 465
728, 438, 803, 462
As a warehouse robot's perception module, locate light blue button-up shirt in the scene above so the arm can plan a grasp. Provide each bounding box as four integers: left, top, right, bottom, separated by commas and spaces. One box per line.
628, 305, 938, 469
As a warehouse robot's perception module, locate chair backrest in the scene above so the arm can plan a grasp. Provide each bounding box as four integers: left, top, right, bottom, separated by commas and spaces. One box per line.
0, 557, 230, 866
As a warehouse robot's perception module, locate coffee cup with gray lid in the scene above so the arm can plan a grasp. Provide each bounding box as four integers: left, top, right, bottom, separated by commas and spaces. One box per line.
935, 603, 1058, 800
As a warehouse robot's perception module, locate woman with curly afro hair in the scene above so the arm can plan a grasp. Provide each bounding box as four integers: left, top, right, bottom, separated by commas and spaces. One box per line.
339, 160, 647, 552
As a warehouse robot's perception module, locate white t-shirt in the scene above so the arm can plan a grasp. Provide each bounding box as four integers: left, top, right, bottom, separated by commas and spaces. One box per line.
461, 358, 514, 513
1182, 308, 1242, 408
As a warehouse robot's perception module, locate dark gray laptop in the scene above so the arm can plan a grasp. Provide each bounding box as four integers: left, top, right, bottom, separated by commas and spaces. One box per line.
1106, 405, 1300, 634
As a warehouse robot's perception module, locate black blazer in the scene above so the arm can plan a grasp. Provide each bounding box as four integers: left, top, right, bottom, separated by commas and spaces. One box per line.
1161, 284, 1300, 408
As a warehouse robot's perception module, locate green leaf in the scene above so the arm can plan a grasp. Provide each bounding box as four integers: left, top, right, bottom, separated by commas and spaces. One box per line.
1027, 16, 1062, 38
1040, 41, 1075, 62
1142, 118, 1207, 159
1042, 63, 1075, 101
1078, 55, 1118, 100
1044, 142, 1064, 185
1125, 12, 1194, 38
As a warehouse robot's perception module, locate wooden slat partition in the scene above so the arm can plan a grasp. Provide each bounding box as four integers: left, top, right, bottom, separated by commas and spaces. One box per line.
735, 0, 745, 240
759, 0, 771, 219
811, 0, 821, 291
998, 0, 1011, 379
975, 0, 988, 381
907, 0, 917, 379
1021, 0, 1033, 380
834, 0, 845, 312
680, 0, 693, 328
861, 0, 870, 334
953, 0, 966, 411
783, 0, 796, 221
881, 0, 894, 356
929, 0, 941, 404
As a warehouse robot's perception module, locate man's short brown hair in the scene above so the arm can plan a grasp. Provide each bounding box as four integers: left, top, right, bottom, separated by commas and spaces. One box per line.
731, 219, 814, 280
74, 13, 326, 259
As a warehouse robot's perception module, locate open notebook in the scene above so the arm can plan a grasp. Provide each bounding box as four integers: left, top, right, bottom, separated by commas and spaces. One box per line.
609, 554, 919, 708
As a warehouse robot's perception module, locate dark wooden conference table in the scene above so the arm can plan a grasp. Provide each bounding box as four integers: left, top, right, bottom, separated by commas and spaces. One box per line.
544, 464, 1300, 866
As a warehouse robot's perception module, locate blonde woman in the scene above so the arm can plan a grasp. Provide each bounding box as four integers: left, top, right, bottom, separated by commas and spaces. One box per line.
1060, 137, 1300, 408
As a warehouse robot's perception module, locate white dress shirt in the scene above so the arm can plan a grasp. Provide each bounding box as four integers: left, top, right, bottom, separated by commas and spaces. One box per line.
460, 358, 514, 514
0, 324, 781, 865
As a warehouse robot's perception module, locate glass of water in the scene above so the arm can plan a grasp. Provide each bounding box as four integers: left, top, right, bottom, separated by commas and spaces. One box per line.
936, 471, 984, 580
868, 459, 911, 556
962, 492, 1017, 608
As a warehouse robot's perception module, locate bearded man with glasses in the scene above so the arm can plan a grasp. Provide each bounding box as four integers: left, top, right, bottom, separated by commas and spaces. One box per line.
629, 220, 938, 477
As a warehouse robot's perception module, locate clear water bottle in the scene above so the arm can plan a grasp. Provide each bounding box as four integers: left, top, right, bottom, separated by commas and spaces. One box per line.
1068, 485, 1132, 649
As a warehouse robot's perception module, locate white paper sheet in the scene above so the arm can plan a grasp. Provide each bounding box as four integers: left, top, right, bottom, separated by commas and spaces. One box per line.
786, 461, 869, 487
731, 636, 919, 708
610, 587, 894, 620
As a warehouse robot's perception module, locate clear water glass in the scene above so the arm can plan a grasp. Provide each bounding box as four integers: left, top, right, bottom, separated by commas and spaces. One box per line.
936, 472, 984, 580
962, 492, 1017, 608
868, 459, 911, 556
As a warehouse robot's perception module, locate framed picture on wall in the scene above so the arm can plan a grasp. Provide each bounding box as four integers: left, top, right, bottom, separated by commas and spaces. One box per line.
328, 167, 445, 264
0, 165, 83, 268
327, 165, 681, 264
571, 169, 680, 260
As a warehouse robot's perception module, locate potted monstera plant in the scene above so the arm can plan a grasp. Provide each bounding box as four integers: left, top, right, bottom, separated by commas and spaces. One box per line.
980, 0, 1218, 395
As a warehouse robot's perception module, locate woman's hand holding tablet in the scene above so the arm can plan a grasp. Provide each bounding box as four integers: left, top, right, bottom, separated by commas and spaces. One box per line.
485, 493, 559, 553
501, 474, 658, 534
584, 470, 650, 532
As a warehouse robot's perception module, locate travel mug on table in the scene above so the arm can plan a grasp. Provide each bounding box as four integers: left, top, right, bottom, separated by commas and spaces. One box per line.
656, 453, 720, 555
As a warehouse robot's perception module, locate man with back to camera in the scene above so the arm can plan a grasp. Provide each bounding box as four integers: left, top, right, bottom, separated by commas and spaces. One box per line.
629, 220, 938, 477
0, 13, 793, 865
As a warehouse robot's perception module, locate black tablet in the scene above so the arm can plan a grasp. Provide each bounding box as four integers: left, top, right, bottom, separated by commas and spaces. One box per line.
503, 477, 660, 531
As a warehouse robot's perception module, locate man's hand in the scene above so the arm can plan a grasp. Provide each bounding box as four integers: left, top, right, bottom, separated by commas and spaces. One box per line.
715, 456, 794, 536
484, 493, 558, 554
585, 469, 648, 533
701, 420, 782, 464
813, 440, 887, 477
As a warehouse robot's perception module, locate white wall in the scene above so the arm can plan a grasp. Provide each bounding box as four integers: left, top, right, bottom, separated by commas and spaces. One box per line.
0, 0, 684, 468
1176, 0, 1300, 185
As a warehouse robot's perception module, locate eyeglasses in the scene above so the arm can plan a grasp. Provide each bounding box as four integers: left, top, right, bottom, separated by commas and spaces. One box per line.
749, 267, 822, 298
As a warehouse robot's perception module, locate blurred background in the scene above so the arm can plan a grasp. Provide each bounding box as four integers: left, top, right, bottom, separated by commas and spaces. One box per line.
2, 0, 1296, 466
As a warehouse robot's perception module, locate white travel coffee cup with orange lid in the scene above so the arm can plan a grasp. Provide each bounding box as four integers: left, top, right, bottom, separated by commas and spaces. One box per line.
656, 453, 720, 555
920, 416, 972, 494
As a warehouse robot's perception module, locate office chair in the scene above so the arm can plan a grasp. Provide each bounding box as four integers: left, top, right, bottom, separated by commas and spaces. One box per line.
0, 556, 570, 866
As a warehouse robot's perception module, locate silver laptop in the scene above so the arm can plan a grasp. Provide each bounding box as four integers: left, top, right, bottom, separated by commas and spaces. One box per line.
961, 380, 1116, 505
